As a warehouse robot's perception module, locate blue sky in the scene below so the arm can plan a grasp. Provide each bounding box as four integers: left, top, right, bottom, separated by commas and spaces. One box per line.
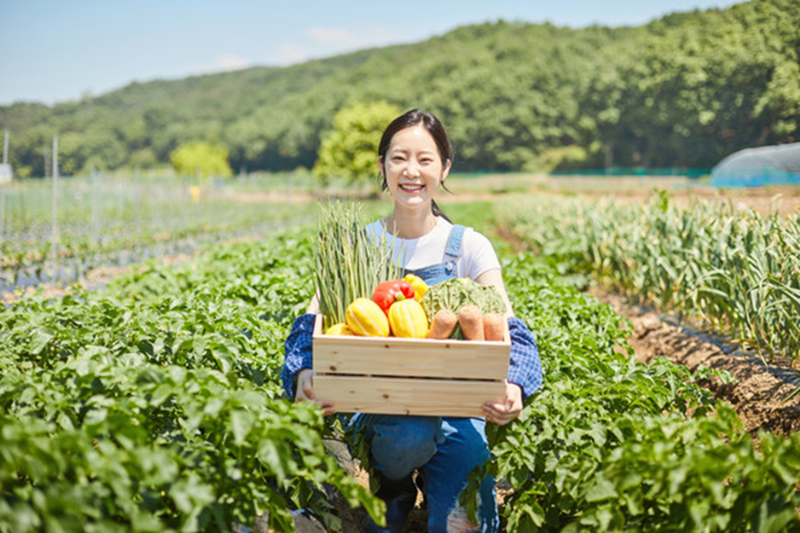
0, 0, 743, 106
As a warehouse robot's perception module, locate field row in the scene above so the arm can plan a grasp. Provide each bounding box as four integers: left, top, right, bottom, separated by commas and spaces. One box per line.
496, 191, 800, 365
0, 175, 316, 294
0, 173, 313, 267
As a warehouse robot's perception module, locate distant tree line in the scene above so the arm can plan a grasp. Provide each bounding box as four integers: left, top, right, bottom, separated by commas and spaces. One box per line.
0, 0, 797, 178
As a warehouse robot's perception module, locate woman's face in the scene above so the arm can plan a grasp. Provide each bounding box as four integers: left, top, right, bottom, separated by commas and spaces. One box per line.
380, 124, 451, 211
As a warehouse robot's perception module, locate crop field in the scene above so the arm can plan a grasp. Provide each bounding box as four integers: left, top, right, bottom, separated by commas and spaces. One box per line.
0, 174, 315, 296
1, 196, 800, 532
496, 190, 800, 365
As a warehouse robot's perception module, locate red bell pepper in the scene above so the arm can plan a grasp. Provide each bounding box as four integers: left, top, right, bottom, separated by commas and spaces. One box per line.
372, 279, 416, 315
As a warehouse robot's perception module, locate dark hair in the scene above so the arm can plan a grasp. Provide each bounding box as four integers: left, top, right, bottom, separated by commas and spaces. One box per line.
378, 108, 454, 221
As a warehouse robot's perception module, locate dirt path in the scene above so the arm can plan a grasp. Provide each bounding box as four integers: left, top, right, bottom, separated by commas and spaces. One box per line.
589, 287, 800, 436
447, 174, 800, 218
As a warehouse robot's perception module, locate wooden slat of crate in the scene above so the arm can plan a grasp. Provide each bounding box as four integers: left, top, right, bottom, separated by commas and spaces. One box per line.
312, 315, 510, 417
313, 375, 506, 417
314, 331, 509, 380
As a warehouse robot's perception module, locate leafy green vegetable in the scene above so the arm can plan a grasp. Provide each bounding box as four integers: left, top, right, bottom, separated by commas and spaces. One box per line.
0, 224, 382, 532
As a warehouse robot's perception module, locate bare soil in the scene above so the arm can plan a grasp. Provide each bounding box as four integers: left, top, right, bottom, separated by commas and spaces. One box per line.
588, 288, 800, 436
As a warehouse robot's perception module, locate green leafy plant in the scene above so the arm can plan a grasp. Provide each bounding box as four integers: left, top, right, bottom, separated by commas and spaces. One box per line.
0, 225, 382, 532
170, 141, 233, 179
497, 192, 800, 364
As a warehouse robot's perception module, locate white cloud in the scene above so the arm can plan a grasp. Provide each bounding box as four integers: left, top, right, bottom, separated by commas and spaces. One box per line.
275, 43, 309, 65
272, 24, 410, 66
213, 54, 250, 72
358, 24, 408, 47
189, 54, 251, 76
306, 26, 362, 46
306, 24, 407, 48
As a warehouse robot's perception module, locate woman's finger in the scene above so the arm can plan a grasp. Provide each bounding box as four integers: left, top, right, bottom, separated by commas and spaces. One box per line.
482, 403, 510, 425
295, 369, 315, 402
319, 400, 336, 417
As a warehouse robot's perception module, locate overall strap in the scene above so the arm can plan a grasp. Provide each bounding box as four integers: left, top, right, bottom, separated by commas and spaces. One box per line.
442, 224, 466, 277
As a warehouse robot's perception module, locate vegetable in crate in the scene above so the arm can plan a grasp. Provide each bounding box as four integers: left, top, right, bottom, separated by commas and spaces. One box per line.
346, 298, 390, 337
458, 305, 484, 341
314, 201, 403, 329
372, 279, 416, 315
482, 312, 506, 341
427, 309, 457, 339
420, 277, 505, 339
388, 298, 429, 338
325, 323, 355, 336
403, 274, 428, 301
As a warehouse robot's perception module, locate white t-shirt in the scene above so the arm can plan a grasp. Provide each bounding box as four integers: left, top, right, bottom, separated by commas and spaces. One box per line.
365, 216, 501, 280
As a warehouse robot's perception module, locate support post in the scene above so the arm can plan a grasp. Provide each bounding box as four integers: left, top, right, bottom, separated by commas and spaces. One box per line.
92, 169, 100, 243
0, 182, 5, 243
51, 136, 59, 261
135, 166, 142, 234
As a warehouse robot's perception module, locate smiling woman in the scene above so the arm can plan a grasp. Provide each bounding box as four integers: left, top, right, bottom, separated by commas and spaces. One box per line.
377, 109, 453, 235
379, 125, 450, 227
281, 108, 543, 533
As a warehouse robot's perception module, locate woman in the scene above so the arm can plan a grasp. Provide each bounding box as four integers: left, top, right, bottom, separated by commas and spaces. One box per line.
281, 109, 542, 533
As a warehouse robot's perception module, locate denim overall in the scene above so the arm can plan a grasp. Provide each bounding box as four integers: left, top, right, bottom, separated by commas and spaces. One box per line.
354, 224, 499, 533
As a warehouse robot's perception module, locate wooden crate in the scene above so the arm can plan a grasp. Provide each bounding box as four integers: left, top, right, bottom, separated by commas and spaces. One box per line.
312, 315, 510, 417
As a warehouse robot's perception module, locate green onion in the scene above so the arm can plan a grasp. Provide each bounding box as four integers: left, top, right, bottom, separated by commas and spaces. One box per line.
314, 201, 403, 329
497, 192, 800, 364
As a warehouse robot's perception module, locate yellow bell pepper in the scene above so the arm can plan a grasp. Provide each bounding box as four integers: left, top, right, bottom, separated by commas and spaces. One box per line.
346, 298, 390, 337
388, 298, 429, 338
403, 274, 428, 301
325, 323, 354, 336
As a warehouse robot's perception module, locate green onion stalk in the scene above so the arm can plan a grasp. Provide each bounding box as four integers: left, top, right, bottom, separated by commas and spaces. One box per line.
314, 201, 403, 329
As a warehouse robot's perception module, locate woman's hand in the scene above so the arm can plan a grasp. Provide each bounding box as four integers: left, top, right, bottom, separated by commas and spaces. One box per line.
295, 369, 336, 416
482, 382, 523, 425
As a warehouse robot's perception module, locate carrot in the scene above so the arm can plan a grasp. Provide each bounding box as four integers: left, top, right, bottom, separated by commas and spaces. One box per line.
427, 309, 457, 339
458, 305, 485, 341
482, 312, 506, 342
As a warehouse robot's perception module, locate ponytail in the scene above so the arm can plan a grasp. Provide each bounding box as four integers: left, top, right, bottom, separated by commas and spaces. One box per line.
432, 200, 452, 223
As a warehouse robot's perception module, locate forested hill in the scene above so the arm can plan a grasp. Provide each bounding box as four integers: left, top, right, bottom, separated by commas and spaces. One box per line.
2, 0, 798, 176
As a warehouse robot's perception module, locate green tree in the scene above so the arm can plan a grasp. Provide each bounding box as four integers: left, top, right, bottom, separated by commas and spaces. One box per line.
313, 101, 401, 188
169, 141, 233, 178
2, 0, 799, 174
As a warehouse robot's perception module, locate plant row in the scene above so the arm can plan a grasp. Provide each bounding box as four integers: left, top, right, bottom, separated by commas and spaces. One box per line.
0, 226, 380, 532
480, 250, 800, 532
0, 175, 314, 293
1, 176, 309, 272
0, 215, 312, 295
495, 191, 800, 364
437, 201, 800, 532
